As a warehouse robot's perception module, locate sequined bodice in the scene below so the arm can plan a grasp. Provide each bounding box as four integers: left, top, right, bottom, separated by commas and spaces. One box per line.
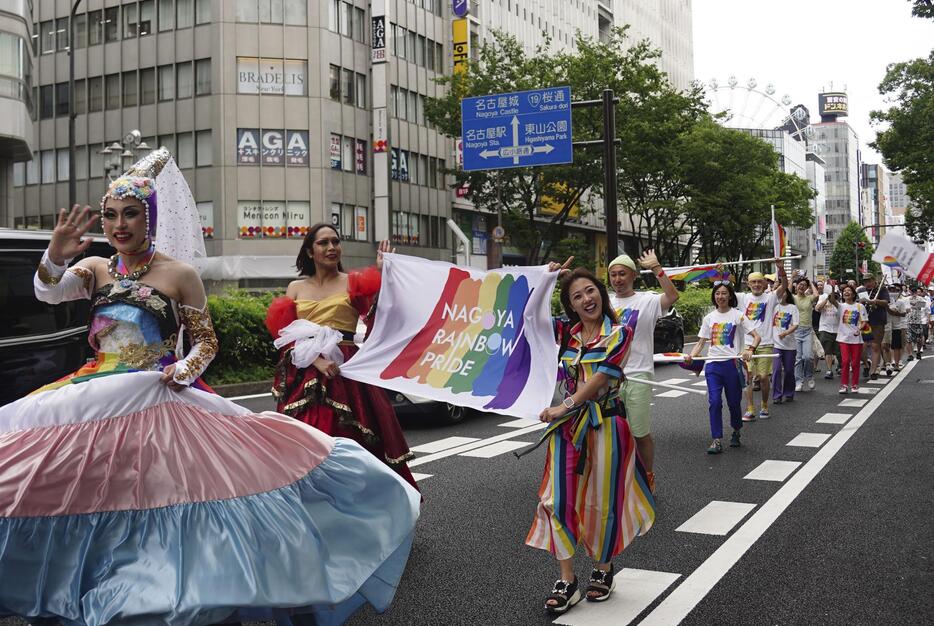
88, 280, 180, 371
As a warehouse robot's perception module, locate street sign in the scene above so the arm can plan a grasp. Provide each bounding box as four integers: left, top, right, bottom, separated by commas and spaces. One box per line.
452, 0, 468, 17
461, 86, 572, 172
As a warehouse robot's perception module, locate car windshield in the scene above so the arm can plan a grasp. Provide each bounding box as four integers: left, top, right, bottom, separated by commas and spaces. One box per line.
0, 251, 88, 339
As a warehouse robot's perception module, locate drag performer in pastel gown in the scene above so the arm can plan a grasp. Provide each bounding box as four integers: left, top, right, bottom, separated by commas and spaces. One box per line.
265, 224, 418, 490
0, 149, 419, 626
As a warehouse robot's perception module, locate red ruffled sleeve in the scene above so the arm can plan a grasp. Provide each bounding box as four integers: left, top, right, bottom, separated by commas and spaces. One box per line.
265, 296, 297, 340
348, 266, 382, 317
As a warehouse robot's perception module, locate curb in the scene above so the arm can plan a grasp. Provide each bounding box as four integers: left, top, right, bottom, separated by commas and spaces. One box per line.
210, 380, 274, 398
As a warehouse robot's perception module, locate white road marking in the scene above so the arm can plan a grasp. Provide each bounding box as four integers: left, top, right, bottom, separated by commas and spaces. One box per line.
866, 379, 889, 385
816, 412, 852, 425
410, 436, 480, 454
655, 390, 688, 398
839, 398, 868, 408
411, 473, 432, 482
676, 501, 757, 536
662, 378, 691, 385
640, 360, 918, 626
855, 387, 878, 394
743, 460, 801, 482
497, 417, 537, 428
460, 440, 534, 458
692, 380, 709, 387
552, 568, 681, 626
409, 423, 545, 468
226, 392, 271, 401
786, 432, 832, 448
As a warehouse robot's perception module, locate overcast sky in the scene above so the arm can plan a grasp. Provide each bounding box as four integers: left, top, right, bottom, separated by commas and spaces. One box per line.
692, 0, 934, 165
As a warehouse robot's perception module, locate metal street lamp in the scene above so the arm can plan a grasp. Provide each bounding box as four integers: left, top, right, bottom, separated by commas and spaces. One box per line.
98, 130, 146, 182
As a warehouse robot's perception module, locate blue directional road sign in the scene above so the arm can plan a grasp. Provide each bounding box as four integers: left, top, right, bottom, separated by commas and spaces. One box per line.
461, 86, 572, 172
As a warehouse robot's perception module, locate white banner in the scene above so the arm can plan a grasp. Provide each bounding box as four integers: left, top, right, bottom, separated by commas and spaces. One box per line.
237, 58, 307, 95
340, 254, 559, 420
873, 231, 934, 285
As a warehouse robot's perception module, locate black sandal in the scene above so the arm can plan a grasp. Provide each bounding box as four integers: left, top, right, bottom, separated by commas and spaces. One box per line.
586, 563, 616, 602
545, 576, 581, 614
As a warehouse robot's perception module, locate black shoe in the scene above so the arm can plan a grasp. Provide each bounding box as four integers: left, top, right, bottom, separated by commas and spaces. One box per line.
729, 431, 741, 447
907, 355, 914, 362
586, 564, 616, 602
862, 366, 870, 377
546, 577, 582, 614
707, 439, 723, 454
870, 372, 879, 380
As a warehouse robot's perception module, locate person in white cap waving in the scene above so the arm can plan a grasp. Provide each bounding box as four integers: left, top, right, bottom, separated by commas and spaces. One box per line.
607, 250, 679, 494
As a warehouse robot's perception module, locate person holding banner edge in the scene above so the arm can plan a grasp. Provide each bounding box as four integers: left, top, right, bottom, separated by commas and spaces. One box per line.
527, 261, 655, 614
264, 224, 419, 490
606, 250, 679, 495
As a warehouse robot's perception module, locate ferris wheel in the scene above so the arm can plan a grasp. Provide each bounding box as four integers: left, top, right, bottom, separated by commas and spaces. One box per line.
704, 76, 818, 148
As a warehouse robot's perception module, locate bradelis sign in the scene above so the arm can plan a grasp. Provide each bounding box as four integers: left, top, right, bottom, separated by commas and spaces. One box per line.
237, 129, 309, 166
237, 58, 306, 96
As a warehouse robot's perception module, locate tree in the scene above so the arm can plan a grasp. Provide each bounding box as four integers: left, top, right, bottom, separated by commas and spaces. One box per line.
827, 222, 881, 280
679, 118, 815, 268
424, 28, 707, 265
871, 5, 934, 242
911, 0, 934, 19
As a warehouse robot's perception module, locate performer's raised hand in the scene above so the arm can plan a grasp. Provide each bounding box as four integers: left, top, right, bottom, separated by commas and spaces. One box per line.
376, 240, 395, 271
638, 249, 662, 271
49, 205, 98, 265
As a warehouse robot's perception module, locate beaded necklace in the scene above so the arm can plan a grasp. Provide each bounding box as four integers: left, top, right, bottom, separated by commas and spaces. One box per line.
108, 242, 156, 283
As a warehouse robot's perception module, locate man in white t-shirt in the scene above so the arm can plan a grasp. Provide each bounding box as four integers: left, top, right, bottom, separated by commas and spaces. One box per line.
607, 250, 679, 494
888, 284, 909, 369
735, 267, 787, 420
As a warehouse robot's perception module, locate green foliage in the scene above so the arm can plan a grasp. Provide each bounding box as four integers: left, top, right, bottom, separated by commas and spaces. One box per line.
680, 118, 816, 264
870, 49, 934, 243
826, 223, 881, 280
674, 287, 712, 334
911, 0, 934, 19
204, 290, 280, 385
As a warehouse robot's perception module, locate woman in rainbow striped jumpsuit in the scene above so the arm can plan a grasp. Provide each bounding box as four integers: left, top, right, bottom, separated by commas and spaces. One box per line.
526, 267, 655, 615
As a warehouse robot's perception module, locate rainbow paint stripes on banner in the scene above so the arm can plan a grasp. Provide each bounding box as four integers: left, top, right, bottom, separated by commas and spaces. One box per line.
380, 267, 533, 410
882, 256, 902, 269
666, 264, 731, 283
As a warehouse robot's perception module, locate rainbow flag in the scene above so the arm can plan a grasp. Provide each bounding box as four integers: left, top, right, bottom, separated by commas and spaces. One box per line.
772, 218, 787, 259
666, 264, 731, 283
882, 256, 902, 269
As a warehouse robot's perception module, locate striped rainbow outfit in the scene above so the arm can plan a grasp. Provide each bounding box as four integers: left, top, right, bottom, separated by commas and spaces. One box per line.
526, 316, 655, 562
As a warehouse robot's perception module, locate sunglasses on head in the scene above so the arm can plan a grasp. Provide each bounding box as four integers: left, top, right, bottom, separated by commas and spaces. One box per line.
713, 280, 732, 287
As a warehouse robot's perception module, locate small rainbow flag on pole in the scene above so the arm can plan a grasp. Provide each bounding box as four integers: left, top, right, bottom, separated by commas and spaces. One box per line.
666, 265, 731, 283
772, 216, 787, 259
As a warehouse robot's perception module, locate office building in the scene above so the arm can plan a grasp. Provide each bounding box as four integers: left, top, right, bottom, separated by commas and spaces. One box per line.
0, 0, 34, 222
860, 163, 889, 244
613, 0, 694, 92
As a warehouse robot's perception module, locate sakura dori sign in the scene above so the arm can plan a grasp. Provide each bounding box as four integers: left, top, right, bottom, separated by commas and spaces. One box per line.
340, 254, 559, 419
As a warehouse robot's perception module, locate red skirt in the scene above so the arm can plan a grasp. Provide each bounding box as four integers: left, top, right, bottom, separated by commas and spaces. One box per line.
273, 343, 419, 491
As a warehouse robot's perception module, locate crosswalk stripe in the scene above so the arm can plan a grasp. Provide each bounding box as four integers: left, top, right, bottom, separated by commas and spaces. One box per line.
786, 432, 832, 448
692, 380, 708, 387
816, 412, 852, 424
676, 501, 757, 536
410, 436, 480, 454
743, 460, 801, 482
411, 473, 433, 482
409, 423, 545, 468
855, 387, 878, 394
839, 398, 868, 408
459, 440, 533, 458
662, 378, 691, 385
866, 379, 889, 385
497, 417, 537, 428
552, 568, 681, 626
656, 390, 688, 398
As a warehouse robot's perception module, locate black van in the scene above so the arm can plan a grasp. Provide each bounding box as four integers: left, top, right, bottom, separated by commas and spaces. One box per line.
0, 229, 112, 406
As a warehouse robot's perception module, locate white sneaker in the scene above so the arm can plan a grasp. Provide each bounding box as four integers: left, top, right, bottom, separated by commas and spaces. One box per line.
807, 378, 816, 390
838, 386, 848, 394
794, 382, 804, 392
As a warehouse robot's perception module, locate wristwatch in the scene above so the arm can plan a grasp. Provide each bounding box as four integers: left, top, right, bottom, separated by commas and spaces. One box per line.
563, 397, 576, 410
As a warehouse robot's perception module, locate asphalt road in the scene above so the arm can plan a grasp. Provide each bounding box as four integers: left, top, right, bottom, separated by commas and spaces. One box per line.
4, 351, 933, 625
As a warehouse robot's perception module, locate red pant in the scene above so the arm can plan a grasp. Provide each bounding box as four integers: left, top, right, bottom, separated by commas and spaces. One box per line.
839, 342, 862, 387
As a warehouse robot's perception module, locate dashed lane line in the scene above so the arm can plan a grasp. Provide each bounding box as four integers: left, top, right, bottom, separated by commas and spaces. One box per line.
839, 398, 868, 408
743, 460, 802, 482
639, 359, 918, 626
675, 501, 757, 536
786, 432, 833, 448
816, 412, 853, 425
